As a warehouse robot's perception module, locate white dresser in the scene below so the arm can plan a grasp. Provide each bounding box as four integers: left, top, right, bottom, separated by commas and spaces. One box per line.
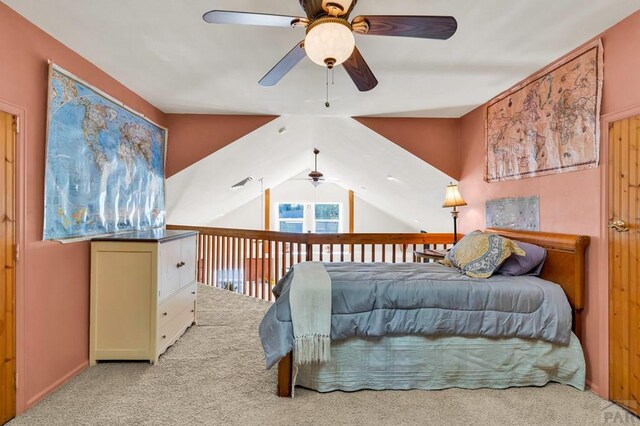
90, 229, 198, 365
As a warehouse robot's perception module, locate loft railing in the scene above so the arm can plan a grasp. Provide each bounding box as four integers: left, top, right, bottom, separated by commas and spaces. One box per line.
167, 225, 455, 301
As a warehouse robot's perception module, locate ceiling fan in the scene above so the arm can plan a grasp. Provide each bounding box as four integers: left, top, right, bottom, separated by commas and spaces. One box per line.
203, 0, 457, 92
292, 148, 338, 186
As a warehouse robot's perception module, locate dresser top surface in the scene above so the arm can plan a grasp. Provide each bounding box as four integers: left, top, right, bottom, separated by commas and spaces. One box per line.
91, 229, 198, 243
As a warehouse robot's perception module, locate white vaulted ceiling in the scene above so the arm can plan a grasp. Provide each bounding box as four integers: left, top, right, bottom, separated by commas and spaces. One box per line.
166, 116, 453, 230
5, 0, 640, 117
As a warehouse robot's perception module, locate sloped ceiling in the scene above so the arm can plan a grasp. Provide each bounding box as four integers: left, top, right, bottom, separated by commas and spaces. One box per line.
4, 0, 640, 117
167, 116, 453, 230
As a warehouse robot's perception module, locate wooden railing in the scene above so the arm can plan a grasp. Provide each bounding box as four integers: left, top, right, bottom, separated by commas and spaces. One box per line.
167, 225, 455, 301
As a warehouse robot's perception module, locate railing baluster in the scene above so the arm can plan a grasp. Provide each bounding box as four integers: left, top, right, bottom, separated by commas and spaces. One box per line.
372, 244, 376, 263
197, 234, 203, 283
243, 238, 248, 295
382, 244, 386, 263
276, 241, 281, 282
217, 236, 221, 288
249, 238, 257, 297
360, 244, 365, 263
392, 244, 397, 263
340, 244, 344, 262
267, 240, 272, 301
210, 235, 216, 286
207, 237, 215, 285
351, 244, 354, 262
402, 244, 407, 263
201, 235, 207, 285
236, 238, 240, 290
329, 244, 334, 263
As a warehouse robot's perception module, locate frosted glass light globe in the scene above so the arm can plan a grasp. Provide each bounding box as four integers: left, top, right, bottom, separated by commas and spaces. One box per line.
305, 19, 355, 67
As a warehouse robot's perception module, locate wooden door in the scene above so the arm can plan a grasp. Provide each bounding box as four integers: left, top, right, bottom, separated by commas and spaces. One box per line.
0, 111, 16, 424
609, 115, 640, 416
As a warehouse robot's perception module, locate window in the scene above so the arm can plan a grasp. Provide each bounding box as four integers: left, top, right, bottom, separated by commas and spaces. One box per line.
277, 202, 341, 233
278, 203, 304, 233
314, 203, 340, 233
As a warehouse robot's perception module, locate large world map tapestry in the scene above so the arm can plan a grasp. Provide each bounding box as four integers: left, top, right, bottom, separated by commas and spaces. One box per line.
44, 65, 167, 241
486, 41, 603, 182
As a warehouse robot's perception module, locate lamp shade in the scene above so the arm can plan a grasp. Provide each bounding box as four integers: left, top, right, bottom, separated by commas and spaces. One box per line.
442, 183, 467, 208
305, 18, 355, 67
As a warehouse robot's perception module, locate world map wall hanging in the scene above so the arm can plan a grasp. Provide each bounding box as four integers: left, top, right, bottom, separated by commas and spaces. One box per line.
485, 40, 603, 182
43, 65, 167, 241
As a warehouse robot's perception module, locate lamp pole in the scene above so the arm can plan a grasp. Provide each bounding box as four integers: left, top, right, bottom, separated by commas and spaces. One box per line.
451, 206, 459, 244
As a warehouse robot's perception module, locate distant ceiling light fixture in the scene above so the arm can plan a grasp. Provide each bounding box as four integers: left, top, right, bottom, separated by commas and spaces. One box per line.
308, 148, 325, 186
230, 176, 254, 190
278, 127, 287, 134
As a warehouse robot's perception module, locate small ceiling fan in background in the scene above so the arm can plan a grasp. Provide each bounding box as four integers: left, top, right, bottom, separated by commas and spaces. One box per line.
292, 148, 339, 187
203, 0, 457, 92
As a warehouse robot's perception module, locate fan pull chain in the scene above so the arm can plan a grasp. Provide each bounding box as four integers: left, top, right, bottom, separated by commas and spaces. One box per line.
324, 67, 336, 108
325, 67, 331, 108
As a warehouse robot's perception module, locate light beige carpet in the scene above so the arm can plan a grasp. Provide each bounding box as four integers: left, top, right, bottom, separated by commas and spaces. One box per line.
9, 285, 635, 426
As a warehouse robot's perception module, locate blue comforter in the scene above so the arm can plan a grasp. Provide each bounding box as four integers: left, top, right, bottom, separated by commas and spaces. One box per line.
259, 262, 573, 369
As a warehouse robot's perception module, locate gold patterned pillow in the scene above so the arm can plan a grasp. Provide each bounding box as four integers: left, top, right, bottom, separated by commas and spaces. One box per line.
441, 231, 525, 278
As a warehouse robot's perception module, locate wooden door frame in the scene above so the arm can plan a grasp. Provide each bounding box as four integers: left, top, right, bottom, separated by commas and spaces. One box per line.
0, 99, 26, 415
601, 103, 640, 400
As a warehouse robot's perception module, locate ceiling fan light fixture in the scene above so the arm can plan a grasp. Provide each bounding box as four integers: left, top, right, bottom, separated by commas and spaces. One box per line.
305, 17, 355, 67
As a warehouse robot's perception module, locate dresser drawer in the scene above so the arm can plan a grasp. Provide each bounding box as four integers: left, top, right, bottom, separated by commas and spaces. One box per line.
157, 302, 196, 353
157, 282, 197, 328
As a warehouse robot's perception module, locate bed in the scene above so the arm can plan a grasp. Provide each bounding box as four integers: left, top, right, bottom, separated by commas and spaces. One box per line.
259, 228, 590, 397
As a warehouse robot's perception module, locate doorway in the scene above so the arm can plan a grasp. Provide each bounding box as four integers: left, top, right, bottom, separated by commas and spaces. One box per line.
608, 114, 640, 416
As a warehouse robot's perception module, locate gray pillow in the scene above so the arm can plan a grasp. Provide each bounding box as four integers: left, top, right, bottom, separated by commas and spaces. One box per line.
496, 241, 547, 276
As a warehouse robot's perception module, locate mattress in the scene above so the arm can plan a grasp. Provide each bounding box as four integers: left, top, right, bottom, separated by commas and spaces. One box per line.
261, 262, 573, 369
295, 333, 585, 393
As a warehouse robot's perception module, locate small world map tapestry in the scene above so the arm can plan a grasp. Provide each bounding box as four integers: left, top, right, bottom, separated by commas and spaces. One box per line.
485, 41, 603, 182
43, 65, 167, 240
486, 196, 539, 231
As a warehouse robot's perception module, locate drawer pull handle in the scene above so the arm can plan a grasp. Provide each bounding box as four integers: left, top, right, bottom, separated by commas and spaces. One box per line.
191, 291, 196, 295
162, 335, 166, 339
191, 309, 195, 313
176, 261, 186, 268
162, 312, 168, 316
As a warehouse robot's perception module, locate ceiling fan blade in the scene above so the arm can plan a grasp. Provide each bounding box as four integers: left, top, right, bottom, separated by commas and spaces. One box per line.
342, 47, 378, 92
203, 10, 303, 27
352, 15, 457, 40
259, 42, 306, 87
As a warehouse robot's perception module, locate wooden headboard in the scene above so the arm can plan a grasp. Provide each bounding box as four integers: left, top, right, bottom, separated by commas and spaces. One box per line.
486, 228, 590, 339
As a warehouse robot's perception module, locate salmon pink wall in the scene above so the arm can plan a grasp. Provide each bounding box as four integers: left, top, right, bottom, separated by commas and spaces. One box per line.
0, 3, 167, 412
165, 114, 278, 177
355, 117, 460, 179
457, 10, 640, 398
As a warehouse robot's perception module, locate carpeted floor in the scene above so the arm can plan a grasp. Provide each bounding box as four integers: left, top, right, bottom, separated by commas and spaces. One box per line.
9, 284, 635, 425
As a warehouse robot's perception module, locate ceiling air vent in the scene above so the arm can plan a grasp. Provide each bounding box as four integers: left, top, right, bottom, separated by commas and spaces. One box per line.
230, 176, 254, 190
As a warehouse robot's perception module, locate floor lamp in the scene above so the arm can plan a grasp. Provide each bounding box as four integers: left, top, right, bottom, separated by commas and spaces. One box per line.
442, 183, 467, 244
